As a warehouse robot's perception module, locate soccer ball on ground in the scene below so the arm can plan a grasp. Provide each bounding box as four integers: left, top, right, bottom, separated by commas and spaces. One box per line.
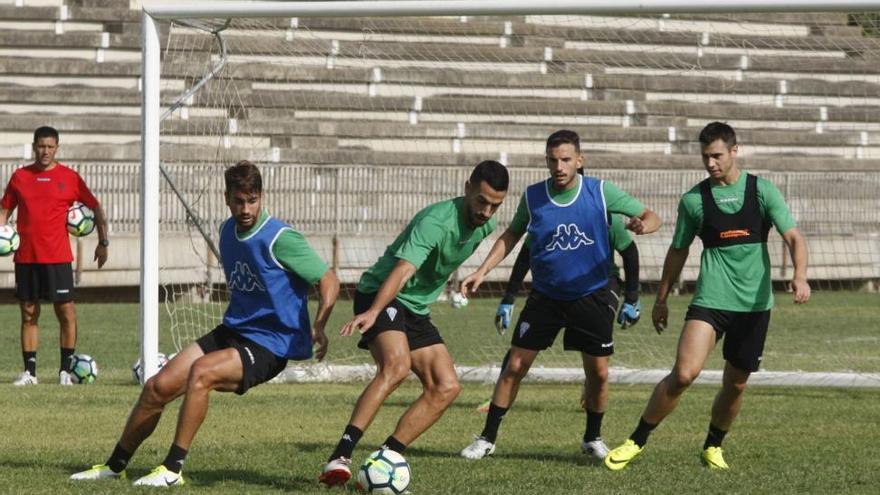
69, 354, 98, 384
67, 202, 96, 237
356, 449, 411, 494
450, 292, 469, 309
0, 225, 20, 256
131, 353, 170, 383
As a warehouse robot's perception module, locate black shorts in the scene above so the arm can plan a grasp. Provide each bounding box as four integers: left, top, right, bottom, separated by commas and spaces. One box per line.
685, 305, 771, 372
354, 291, 444, 351
196, 325, 288, 395
15, 263, 75, 303
511, 287, 617, 357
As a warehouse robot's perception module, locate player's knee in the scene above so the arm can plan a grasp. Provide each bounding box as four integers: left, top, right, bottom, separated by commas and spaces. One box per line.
723, 377, 748, 396
187, 360, 218, 391
429, 377, 461, 405
587, 365, 609, 384
21, 308, 39, 325
376, 360, 410, 386
143, 374, 174, 405
502, 359, 530, 381
669, 368, 699, 390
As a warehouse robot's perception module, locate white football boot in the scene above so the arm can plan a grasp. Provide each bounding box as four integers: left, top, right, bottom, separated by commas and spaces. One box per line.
59, 370, 74, 386
13, 371, 38, 386
133, 465, 185, 487
460, 435, 496, 460
582, 438, 610, 461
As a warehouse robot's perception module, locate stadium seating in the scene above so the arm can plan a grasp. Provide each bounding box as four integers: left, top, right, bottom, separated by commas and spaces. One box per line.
0, 1, 877, 288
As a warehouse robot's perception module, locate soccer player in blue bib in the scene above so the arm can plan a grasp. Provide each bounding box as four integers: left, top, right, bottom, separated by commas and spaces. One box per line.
71, 161, 339, 487
460, 130, 661, 462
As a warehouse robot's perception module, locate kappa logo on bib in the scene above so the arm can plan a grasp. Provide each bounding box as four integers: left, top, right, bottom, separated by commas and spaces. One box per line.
228, 261, 266, 292
545, 223, 594, 251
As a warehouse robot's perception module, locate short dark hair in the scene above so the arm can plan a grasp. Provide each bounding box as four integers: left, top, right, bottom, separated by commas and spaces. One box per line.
34, 126, 59, 144
699, 122, 737, 149
225, 160, 262, 194
469, 160, 509, 192
546, 129, 580, 154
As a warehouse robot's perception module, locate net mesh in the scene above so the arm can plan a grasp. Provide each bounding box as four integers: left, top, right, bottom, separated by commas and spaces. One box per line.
156, 12, 880, 381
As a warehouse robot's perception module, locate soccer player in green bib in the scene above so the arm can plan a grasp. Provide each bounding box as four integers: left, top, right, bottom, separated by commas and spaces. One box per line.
605, 122, 810, 471
458, 130, 660, 462
319, 160, 509, 487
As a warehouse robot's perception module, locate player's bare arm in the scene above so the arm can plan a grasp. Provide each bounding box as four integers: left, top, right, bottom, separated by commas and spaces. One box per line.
93, 202, 109, 268
0, 207, 10, 225
626, 208, 662, 235
341, 259, 417, 336
460, 228, 522, 296
782, 227, 810, 304
652, 246, 689, 334
312, 269, 340, 361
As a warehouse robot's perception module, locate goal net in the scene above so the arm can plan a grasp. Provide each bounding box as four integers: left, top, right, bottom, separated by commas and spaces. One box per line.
146, 1, 880, 386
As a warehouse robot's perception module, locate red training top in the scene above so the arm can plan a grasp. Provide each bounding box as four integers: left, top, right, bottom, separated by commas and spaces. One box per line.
1, 163, 99, 264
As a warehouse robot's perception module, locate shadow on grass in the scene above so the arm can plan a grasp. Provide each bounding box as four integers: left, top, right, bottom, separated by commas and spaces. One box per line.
287, 441, 603, 467
190, 468, 316, 491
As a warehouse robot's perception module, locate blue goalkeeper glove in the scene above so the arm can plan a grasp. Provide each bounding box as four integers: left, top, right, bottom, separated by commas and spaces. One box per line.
617, 300, 641, 329
495, 303, 514, 336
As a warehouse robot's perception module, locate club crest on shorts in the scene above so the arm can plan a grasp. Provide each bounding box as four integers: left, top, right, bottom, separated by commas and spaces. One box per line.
518, 321, 530, 338
385, 307, 398, 321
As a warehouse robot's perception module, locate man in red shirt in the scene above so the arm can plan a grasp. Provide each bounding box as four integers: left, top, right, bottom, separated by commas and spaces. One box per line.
1, 126, 109, 386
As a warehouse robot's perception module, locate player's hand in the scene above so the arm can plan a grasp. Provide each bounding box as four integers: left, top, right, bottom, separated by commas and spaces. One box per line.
617, 300, 641, 329
625, 216, 645, 235
460, 271, 485, 297
94, 244, 108, 268
791, 277, 811, 304
651, 301, 668, 334
495, 302, 514, 335
341, 310, 377, 337
312, 327, 329, 361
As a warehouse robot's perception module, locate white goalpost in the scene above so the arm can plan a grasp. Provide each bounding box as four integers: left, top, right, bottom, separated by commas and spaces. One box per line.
140, 0, 880, 386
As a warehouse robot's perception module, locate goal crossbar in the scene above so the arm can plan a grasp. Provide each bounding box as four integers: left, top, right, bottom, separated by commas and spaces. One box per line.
144, 0, 880, 19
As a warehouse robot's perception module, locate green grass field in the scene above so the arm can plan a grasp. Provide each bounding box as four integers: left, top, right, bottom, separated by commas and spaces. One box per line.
0, 293, 878, 494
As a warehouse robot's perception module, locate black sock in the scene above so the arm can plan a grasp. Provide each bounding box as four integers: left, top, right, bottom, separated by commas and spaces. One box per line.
703, 423, 728, 450
162, 443, 188, 474
584, 409, 605, 442
23, 351, 36, 376
480, 403, 508, 443
329, 424, 363, 462
60, 347, 75, 373
105, 443, 133, 473
630, 417, 658, 448
382, 436, 407, 454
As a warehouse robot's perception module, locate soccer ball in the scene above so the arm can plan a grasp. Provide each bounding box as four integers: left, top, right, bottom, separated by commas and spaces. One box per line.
67, 202, 95, 237
69, 354, 98, 384
450, 292, 469, 309
131, 353, 170, 383
0, 225, 20, 256
355, 449, 411, 494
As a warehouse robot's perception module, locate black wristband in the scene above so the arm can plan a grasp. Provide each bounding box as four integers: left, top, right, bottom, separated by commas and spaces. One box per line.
624, 291, 639, 304
500, 292, 516, 305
